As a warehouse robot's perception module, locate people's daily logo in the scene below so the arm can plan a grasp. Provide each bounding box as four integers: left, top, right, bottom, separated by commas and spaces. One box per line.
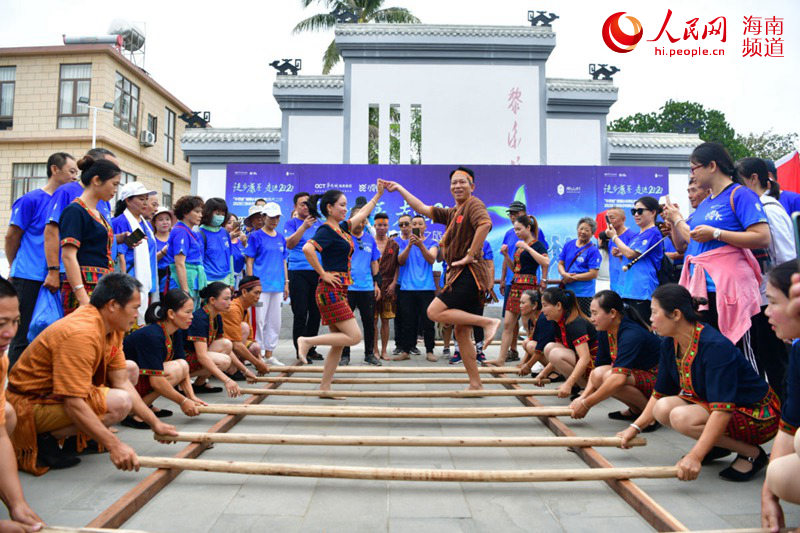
602, 12, 643, 53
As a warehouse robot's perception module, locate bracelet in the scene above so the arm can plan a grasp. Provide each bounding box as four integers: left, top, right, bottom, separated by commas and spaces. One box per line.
47, 265, 59, 271
580, 399, 589, 409
73, 284, 85, 291
629, 423, 642, 433
181, 397, 190, 405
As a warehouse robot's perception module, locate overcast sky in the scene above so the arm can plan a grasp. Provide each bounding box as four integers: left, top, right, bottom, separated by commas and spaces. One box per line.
1, 0, 798, 142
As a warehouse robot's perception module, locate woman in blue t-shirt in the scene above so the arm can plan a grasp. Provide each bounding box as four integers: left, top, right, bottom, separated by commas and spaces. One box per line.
245, 202, 289, 367
166, 196, 206, 309
153, 206, 173, 294
557, 217, 602, 317
196, 198, 233, 285
226, 213, 247, 287
296, 184, 384, 395
571, 290, 660, 429
762, 261, 800, 524
606, 196, 664, 323
618, 284, 778, 483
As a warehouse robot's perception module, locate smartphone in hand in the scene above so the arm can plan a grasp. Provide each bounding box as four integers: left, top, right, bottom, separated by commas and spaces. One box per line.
124, 228, 147, 248
412, 228, 421, 238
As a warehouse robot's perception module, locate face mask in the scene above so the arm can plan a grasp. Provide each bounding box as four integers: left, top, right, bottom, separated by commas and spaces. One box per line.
211, 214, 226, 227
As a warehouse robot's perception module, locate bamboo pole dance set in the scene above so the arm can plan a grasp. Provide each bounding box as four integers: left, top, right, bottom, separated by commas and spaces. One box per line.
86, 364, 690, 532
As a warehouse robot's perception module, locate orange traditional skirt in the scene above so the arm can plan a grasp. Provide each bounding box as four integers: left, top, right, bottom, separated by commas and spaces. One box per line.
61, 266, 111, 315
316, 273, 354, 326
507, 274, 538, 314
680, 387, 781, 445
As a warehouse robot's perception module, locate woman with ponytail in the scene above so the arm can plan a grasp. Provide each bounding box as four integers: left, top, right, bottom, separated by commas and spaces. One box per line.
487, 215, 549, 367
296, 183, 384, 395
618, 283, 779, 483
761, 261, 800, 527
570, 290, 660, 428
59, 155, 121, 314
183, 282, 246, 397
122, 289, 206, 428
535, 287, 598, 399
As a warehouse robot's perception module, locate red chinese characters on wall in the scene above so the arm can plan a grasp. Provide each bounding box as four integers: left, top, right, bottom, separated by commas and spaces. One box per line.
507, 87, 523, 165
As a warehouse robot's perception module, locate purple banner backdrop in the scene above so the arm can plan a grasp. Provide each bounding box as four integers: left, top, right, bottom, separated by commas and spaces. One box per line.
226, 164, 667, 281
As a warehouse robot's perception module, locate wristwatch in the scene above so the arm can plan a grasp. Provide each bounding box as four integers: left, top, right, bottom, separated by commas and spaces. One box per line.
47, 266, 59, 271
712, 228, 722, 240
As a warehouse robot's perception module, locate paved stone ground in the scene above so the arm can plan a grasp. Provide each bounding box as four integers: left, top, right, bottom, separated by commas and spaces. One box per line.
3, 316, 800, 531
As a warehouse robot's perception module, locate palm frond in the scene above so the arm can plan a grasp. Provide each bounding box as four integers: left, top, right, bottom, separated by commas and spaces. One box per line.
293, 13, 338, 33
368, 7, 420, 24
322, 39, 341, 74
299, 0, 338, 8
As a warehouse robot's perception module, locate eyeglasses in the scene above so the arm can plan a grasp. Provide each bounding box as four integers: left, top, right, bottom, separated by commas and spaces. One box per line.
398, 222, 410, 227
630, 208, 652, 216
689, 163, 704, 174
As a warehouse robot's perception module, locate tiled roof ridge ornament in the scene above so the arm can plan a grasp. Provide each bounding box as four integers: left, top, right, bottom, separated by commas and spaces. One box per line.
589, 63, 620, 81
528, 10, 559, 27
270, 59, 302, 76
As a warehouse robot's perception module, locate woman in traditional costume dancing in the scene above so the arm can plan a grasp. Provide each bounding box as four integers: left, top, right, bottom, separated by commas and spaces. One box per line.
296, 184, 384, 395
570, 290, 660, 431
535, 287, 598, 399
618, 283, 779, 482
487, 215, 549, 367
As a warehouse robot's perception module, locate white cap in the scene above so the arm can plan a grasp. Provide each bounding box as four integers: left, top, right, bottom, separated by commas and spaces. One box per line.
261, 202, 282, 217
245, 204, 264, 220
153, 206, 172, 218
119, 182, 157, 202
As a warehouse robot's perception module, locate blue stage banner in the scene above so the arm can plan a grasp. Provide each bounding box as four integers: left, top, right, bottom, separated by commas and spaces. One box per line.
226, 164, 668, 281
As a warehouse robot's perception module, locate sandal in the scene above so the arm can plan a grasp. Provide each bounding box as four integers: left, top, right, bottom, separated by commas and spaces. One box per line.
719, 446, 768, 482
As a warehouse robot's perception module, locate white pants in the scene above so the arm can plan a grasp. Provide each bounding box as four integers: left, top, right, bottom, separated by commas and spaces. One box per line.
255, 292, 282, 352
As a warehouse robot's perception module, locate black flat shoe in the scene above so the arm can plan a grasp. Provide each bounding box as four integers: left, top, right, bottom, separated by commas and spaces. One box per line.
150, 407, 173, 418
569, 385, 582, 401
308, 351, 324, 361
37, 433, 81, 470
228, 371, 247, 382
120, 415, 151, 430
641, 421, 661, 433
701, 446, 732, 465
193, 383, 223, 394
339, 356, 350, 367
719, 446, 768, 482
608, 410, 640, 421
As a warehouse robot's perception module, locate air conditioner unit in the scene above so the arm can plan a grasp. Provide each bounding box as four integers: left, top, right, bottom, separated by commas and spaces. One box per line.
139, 130, 156, 147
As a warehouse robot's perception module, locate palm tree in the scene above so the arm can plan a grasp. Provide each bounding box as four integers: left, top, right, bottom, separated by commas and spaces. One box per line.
294, 0, 420, 74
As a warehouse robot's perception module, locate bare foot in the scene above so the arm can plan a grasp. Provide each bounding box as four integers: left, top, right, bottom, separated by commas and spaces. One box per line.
464, 385, 484, 397
319, 390, 346, 400
392, 352, 410, 361
482, 319, 501, 350
484, 358, 506, 367
426, 352, 437, 362
380, 352, 391, 361
297, 337, 310, 364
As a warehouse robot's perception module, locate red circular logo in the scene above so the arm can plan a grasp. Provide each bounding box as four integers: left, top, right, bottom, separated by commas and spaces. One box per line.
602, 12, 643, 53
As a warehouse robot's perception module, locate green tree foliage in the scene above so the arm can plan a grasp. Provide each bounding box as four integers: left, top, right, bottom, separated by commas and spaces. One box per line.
294, 0, 420, 74
738, 130, 799, 161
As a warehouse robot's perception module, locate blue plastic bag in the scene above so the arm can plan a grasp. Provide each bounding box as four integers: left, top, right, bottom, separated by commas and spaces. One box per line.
27, 285, 63, 343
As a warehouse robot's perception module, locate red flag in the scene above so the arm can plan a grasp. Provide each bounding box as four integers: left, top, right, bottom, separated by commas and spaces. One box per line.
777, 150, 800, 193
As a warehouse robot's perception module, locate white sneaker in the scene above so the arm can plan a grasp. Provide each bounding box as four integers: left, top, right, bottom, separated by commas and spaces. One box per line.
266, 356, 285, 366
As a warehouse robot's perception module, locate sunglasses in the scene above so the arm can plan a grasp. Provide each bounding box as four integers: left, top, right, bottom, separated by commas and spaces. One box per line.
398, 222, 410, 227
630, 208, 652, 216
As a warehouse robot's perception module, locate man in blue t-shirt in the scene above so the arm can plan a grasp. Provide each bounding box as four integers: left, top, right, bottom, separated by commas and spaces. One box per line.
395, 215, 439, 362
498, 201, 547, 362
603, 207, 638, 293
341, 205, 382, 366
5, 152, 78, 367
284, 192, 323, 359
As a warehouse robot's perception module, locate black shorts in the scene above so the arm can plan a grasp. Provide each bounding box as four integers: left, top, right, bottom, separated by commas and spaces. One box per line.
436, 268, 482, 316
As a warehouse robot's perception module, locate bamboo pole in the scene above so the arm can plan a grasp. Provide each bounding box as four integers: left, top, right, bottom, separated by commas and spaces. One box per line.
238, 388, 559, 398
155, 431, 647, 448
278, 365, 521, 374
197, 404, 571, 418
42, 528, 152, 533
137, 456, 678, 483
254, 376, 550, 385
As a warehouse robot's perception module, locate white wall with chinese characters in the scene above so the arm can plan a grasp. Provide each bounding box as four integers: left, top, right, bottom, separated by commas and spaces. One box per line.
346, 63, 541, 165
546, 118, 603, 165
287, 114, 343, 163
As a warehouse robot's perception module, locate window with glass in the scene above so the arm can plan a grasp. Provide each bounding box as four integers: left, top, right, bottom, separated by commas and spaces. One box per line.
113, 72, 139, 136
11, 163, 47, 203
164, 107, 175, 164
162, 179, 174, 209
57, 64, 91, 129
147, 113, 158, 137
0, 66, 15, 130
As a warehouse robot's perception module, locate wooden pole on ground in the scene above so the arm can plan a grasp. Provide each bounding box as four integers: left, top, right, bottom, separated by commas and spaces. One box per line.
254, 376, 550, 385
42, 528, 152, 533
238, 388, 559, 398
137, 456, 678, 483
155, 432, 646, 448
277, 365, 522, 374
197, 404, 571, 418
